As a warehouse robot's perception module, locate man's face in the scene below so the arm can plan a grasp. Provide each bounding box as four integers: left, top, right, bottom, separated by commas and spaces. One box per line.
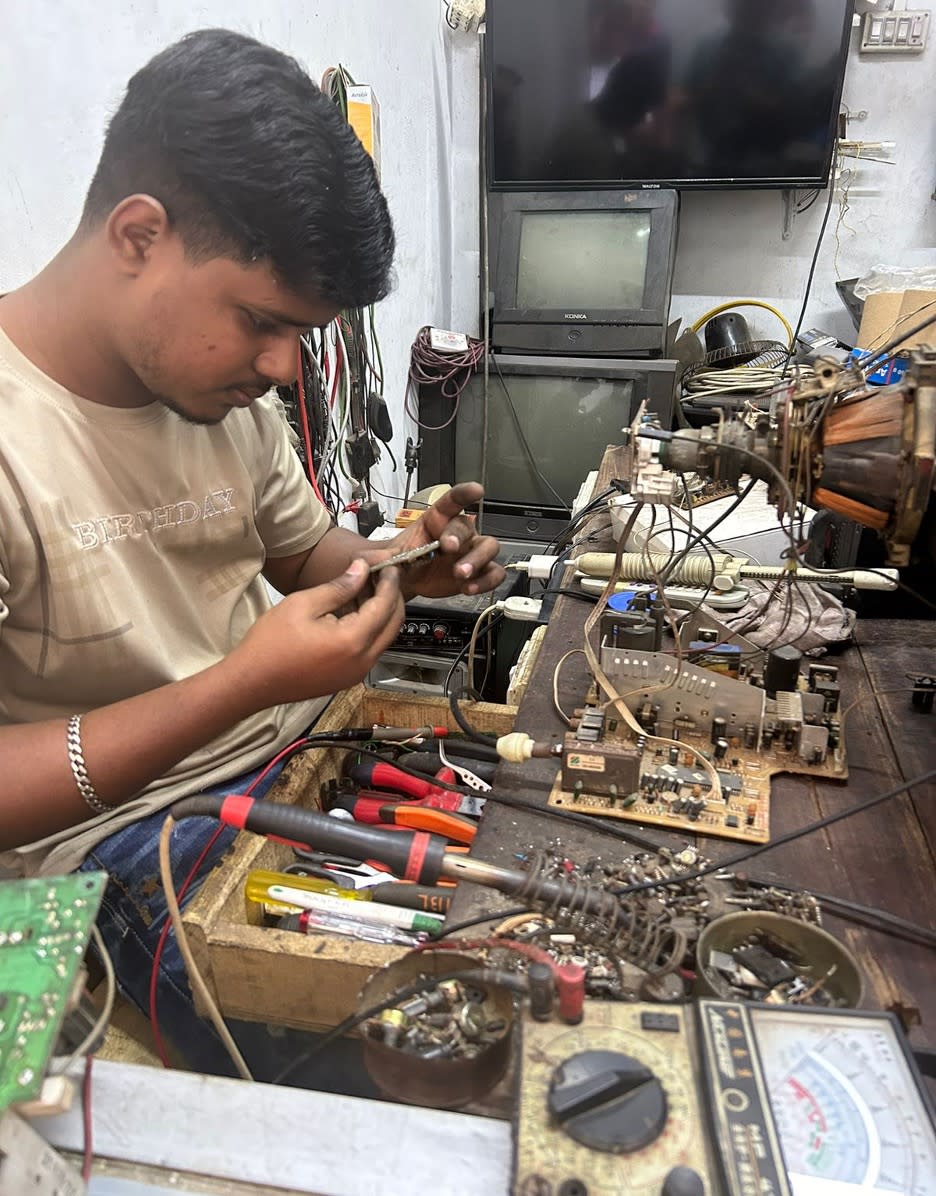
119, 238, 339, 425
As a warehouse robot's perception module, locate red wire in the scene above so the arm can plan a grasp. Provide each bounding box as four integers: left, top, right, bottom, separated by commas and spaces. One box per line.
296, 343, 327, 508
148, 735, 311, 1067
329, 336, 343, 409
82, 1055, 94, 1182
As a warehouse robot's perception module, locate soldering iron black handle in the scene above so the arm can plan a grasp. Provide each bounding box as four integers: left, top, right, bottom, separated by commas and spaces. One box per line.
170, 794, 449, 885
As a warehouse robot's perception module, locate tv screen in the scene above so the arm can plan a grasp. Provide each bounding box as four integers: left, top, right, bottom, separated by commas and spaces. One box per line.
454, 369, 637, 508
487, 0, 854, 189
517, 210, 651, 309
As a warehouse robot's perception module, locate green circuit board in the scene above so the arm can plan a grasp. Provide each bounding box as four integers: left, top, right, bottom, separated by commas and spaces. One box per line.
0, 872, 105, 1111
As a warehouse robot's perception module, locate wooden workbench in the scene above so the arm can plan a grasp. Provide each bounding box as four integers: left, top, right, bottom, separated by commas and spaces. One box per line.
450, 496, 936, 1045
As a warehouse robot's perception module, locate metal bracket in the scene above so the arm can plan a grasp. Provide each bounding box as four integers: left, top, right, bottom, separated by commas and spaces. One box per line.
781, 188, 797, 241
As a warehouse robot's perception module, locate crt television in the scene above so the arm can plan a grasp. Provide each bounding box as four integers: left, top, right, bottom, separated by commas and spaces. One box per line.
490, 189, 678, 357
418, 354, 677, 544
486, 0, 854, 190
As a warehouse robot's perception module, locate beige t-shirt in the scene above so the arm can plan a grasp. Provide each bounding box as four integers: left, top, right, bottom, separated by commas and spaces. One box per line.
0, 325, 331, 876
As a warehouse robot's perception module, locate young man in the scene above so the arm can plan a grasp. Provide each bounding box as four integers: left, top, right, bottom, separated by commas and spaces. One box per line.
0, 29, 502, 1073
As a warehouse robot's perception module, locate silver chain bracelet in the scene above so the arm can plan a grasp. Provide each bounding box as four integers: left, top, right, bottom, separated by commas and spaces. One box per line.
66, 714, 114, 816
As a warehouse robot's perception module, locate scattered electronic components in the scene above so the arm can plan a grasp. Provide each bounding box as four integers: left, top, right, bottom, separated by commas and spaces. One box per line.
704, 930, 852, 1007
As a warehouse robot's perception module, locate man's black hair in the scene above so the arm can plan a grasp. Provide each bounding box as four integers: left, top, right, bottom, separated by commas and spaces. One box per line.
82, 29, 395, 309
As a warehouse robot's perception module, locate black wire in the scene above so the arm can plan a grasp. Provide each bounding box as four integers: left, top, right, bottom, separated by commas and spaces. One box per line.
611, 767, 936, 897
543, 588, 598, 604
490, 355, 567, 509
784, 140, 840, 374
441, 906, 532, 937
443, 612, 505, 696
449, 686, 496, 745
662, 478, 758, 584
858, 308, 936, 373
746, 880, 936, 950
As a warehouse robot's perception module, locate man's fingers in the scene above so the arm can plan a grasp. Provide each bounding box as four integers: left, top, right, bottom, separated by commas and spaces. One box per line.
448, 534, 500, 581
303, 559, 371, 617
339, 566, 404, 644
459, 560, 507, 596
421, 482, 483, 541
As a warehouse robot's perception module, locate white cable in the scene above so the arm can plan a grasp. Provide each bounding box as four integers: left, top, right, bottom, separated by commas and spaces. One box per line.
159, 816, 253, 1082
52, 923, 116, 1075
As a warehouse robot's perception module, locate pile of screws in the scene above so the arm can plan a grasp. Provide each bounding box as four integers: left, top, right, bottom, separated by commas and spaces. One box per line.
722, 877, 822, 926
708, 932, 843, 1006
364, 978, 509, 1061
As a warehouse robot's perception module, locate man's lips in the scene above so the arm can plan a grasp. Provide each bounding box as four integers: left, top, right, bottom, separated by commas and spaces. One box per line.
228, 386, 268, 406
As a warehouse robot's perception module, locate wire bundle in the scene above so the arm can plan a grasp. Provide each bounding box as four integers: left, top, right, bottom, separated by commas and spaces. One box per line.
404, 325, 486, 430
276, 64, 393, 526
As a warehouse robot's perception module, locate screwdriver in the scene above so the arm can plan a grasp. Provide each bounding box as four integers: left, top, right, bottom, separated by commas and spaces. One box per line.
245, 868, 454, 915
331, 795, 477, 845
267, 885, 444, 935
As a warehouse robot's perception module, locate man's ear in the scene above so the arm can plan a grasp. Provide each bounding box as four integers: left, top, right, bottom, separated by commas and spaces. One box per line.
105, 195, 171, 275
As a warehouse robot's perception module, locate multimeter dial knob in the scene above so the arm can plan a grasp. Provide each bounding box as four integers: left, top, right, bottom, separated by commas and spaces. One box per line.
547, 1049, 668, 1153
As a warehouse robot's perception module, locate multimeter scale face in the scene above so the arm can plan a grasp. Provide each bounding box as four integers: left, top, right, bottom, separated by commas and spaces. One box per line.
751, 1008, 936, 1196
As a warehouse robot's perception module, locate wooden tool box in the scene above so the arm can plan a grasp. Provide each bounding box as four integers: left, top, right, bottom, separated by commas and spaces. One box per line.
181, 685, 516, 1031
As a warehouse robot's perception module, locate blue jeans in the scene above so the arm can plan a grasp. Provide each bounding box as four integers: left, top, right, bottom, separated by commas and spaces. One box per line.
79, 762, 379, 1095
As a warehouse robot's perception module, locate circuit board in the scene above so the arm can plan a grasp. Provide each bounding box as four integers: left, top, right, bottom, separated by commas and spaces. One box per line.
0, 872, 105, 1112
550, 733, 847, 844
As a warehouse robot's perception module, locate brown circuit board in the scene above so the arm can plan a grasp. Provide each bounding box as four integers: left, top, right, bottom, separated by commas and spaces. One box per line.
549, 732, 847, 844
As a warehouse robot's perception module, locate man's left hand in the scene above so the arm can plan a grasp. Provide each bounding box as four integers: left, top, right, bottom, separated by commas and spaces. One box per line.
376, 482, 504, 599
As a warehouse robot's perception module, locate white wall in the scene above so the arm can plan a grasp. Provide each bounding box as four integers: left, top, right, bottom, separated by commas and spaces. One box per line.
0, 0, 465, 517
2, 5, 932, 494
443, 14, 935, 347
670, 20, 936, 345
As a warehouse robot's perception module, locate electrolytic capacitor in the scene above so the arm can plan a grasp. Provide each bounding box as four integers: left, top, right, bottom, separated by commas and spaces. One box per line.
711, 716, 728, 745
555, 963, 586, 1024
714, 738, 729, 761
528, 961, 555, 1021
743, 723, 758, 749
668, 746, 679, 765
765, 644, 802, 698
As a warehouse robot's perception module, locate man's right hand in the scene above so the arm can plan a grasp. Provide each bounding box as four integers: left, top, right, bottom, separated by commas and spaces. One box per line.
229, 559, 405, 709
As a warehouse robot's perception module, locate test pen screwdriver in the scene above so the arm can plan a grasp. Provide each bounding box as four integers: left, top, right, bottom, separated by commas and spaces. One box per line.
369, 539, 441, 574
267, 885, 444, 935
245, 868, 454, 915
278, 910, 424, 947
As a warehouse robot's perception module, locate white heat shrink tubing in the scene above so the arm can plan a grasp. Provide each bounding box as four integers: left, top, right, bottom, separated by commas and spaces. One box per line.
576, 552, 899, 592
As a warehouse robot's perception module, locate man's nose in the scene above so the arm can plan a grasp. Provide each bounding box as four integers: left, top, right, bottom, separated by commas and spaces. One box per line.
253, 332, 300, 387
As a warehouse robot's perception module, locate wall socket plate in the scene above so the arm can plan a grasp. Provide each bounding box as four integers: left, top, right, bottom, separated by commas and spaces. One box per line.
860, 9, 929, 51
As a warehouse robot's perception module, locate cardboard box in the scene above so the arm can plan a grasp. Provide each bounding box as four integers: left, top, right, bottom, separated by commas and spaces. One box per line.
857, 288, 936, 354
181, 685, 515, 1032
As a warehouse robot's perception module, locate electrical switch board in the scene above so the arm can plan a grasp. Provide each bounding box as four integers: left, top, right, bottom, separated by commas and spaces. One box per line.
0, 872, 104, 1112
861, 10, 929, 52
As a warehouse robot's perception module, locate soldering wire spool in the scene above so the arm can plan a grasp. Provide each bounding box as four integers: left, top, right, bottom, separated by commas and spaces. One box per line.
694, 911, 864, 1007
356, 950, 515, 1109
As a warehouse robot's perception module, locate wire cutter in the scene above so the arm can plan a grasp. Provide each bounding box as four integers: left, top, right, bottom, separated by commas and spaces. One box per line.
347, 761, 487, 817
330, 794, 478, 845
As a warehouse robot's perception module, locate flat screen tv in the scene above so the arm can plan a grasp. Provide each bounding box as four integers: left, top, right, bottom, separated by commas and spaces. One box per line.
487, 0, 854, 190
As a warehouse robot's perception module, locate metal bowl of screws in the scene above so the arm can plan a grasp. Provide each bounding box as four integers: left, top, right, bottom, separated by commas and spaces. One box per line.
357, 950, 515, 1109
695, 912, 864, 1007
